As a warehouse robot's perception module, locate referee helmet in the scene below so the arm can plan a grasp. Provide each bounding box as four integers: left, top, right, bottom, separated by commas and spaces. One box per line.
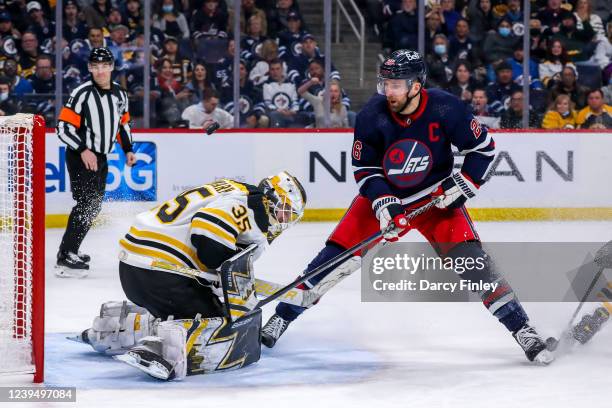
89, 47, 114, 64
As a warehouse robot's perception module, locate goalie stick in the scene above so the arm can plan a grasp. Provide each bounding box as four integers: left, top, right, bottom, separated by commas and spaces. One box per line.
546, 240, 612, 351
149, 255, 354, 308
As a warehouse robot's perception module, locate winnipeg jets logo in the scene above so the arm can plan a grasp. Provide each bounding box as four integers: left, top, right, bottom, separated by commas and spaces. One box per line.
272, 93, 291, 110
383, 139, 433, 188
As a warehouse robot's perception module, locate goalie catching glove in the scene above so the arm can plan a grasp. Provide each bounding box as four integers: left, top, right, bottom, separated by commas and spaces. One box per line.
372, 196, 409, 242
433, 172, 478, 209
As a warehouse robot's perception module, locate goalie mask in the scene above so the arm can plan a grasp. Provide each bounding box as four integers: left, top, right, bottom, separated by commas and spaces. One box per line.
259, 171, 307, 234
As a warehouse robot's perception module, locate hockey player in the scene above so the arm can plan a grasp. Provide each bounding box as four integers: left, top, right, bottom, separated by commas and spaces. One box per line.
261, 50, 554, 364
74, 172, 307, 379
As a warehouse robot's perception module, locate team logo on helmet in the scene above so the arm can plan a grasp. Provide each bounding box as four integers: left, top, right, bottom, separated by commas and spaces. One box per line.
385, 59, 395, 66
383, 139, 433, 188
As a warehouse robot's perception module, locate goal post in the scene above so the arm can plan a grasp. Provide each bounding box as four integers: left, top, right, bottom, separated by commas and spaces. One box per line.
0, 114, 45, 383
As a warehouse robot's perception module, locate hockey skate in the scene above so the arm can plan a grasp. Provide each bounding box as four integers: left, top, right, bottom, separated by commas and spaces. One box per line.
77, 251, 91, 263
261, 314, 291, 348
114, 337, 175, 380
513, 323, 554, 364
55, 250, 89, 278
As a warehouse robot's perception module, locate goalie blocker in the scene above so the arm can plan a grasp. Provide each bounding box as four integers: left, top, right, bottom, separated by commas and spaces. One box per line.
71, 246, 262, 380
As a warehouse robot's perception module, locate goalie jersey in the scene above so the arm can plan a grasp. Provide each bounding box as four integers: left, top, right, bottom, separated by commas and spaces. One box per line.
119, 179, 273, 272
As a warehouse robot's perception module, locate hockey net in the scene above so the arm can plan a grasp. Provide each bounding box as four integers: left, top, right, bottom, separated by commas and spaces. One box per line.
0, 114, 45, 383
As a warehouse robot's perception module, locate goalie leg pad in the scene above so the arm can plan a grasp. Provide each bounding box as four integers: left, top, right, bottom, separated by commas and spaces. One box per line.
84, 300, 157, 355
180, 310, 262, 376
120, 310, 262, 380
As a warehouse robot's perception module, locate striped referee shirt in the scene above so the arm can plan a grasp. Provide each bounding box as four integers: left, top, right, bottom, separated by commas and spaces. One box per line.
57, 80, 133, 154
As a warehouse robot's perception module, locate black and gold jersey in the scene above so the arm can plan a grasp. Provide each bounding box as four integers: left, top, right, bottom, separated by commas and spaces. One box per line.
119, 179, 272, 272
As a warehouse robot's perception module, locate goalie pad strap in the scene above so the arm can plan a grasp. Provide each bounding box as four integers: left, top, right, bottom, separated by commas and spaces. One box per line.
87, 301, 156, 355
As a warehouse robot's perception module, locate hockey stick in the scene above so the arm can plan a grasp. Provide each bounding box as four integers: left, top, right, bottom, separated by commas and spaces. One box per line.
149, 197, 441, 309
250, 196, 443, 311
149, 258, 309, 305
150, 258, 349, 307
546, 240, 612, 351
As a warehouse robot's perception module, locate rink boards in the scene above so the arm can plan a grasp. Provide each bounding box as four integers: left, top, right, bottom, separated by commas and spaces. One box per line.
44, 129, 612, 224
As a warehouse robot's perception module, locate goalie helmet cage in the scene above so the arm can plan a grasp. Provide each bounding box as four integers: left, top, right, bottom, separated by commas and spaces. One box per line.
0, 114, 45, 383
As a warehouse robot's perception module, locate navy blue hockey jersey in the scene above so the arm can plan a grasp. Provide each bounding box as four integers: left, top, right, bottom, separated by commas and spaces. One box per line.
352, 89, 495, 205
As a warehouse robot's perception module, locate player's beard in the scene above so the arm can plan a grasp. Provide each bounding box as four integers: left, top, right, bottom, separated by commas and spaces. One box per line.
388, 95, 407, 112
389, 90, 420, 114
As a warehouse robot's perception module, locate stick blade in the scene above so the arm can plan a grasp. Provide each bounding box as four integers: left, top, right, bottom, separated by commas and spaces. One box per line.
594, 240, 612, 269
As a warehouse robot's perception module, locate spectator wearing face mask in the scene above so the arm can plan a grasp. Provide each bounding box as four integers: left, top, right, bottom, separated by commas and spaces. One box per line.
0, 76, 19, 116
426, 33, 455, 89
483, 18, 520, 65
153, 0, 190, 40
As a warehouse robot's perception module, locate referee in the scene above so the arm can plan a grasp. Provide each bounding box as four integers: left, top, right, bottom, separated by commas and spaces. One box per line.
55, 47, 136, 278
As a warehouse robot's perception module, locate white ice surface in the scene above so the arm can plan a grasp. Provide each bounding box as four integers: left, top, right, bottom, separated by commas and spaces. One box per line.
7, 217, 612, 407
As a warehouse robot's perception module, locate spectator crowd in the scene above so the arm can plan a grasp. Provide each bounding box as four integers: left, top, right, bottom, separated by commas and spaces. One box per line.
366, 0, 612, 129
0, 0, 610, 129
0, 0, 353, 128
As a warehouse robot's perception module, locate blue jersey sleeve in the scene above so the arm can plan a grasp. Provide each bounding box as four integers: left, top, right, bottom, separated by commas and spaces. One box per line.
352, 111, 394, 202
445, 98, 495, 187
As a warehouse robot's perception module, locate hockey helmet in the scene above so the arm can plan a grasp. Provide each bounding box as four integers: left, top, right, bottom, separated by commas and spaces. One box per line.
88, 47, 114, 64
259, 171, 307, 234
377, 49, 426, 96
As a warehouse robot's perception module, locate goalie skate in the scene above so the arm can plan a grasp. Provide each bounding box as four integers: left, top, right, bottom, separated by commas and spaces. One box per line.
114, 337, 175, 381
66, 329, 91, 344
513, 323, 554, 365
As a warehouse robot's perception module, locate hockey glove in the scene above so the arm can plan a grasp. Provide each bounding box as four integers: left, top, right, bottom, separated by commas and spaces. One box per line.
372, 196, 409, 242
433, 172, 478, 210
